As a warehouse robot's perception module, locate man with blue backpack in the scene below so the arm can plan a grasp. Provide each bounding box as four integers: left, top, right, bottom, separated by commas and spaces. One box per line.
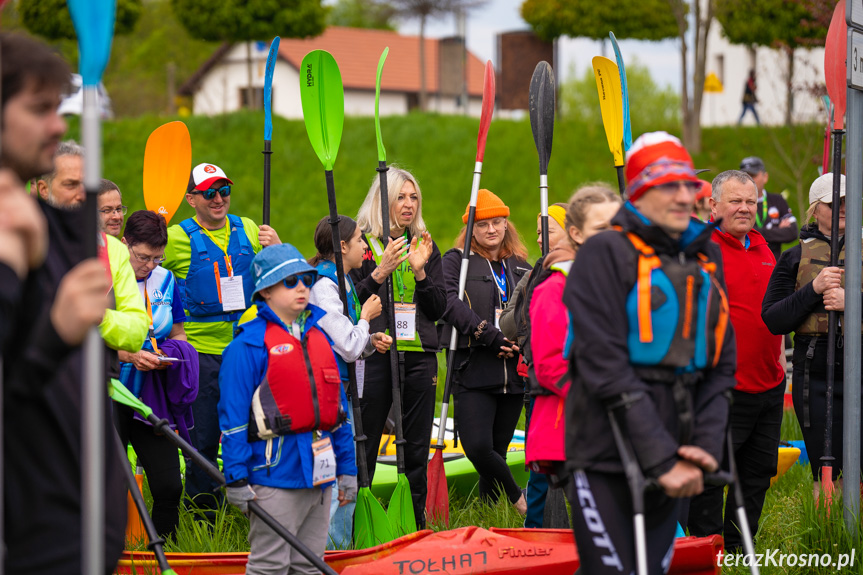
162, 162, 281, 510
563, 132, 736, 574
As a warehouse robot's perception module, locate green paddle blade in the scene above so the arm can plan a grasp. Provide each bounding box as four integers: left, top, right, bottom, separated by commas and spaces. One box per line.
353, 487, 394, 548
108, 379, 153, 419
388, 474, 417, 537
300, 50, 344, 171
374, 47, 389, 163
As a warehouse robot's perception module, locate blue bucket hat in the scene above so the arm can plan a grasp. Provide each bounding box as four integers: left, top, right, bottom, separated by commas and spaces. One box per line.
251, 244, 317, 301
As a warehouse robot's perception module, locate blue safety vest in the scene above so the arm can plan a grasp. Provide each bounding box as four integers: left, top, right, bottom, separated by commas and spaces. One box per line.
177, 214, 255, 323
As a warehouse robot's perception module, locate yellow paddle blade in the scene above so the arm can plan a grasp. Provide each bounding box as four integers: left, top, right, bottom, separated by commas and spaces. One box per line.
143, 121, 192, 223
592, 56, 624, 167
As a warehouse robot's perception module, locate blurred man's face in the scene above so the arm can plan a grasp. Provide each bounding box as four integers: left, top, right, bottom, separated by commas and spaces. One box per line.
633, 181, 698, 238
98, 189, 124, 237
0, 78, 67, 181
38, 154, 84, 209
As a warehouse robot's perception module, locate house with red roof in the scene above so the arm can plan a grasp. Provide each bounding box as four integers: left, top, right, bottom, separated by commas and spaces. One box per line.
179, 26, 487, 118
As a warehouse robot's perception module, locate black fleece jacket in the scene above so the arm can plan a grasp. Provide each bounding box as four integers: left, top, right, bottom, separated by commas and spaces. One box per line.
762, 223, 852, 379
3, 202, 126, 574
563, 205, 737, 478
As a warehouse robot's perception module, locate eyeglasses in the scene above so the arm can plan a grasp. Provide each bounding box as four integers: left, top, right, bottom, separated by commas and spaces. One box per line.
283, 273, 315, 289
474, 217, 507, 231
653, 181, 701, 194
99, 205, 128, 216
191, 185, 231, 200
129, 246, 166, 265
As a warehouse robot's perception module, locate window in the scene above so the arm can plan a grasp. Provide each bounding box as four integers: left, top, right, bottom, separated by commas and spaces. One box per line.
239, 86, 265, 109
715, 54, 725, 84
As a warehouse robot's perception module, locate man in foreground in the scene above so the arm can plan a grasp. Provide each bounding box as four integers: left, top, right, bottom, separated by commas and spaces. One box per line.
1, 32, 128, 573
563, 132, 736, 574
687, 170, 785, 551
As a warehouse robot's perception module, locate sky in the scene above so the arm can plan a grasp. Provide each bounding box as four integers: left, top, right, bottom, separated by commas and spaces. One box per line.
395, 0, 683, 90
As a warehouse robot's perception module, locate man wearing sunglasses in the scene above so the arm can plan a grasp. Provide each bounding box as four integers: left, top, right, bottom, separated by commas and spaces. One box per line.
162, 162, 281, 511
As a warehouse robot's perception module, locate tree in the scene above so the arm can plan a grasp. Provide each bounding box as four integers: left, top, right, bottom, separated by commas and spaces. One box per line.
715, 0, 830, 125
171, 0, 327, 109
19, 0, 142, 40
390, 0, 485, 111
329, 0, 396, 30
521, 0, 678, 42
522, 0, 715, 153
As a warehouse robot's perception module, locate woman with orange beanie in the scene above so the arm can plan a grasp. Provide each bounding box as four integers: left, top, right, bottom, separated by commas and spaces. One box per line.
440, 189, 532, 513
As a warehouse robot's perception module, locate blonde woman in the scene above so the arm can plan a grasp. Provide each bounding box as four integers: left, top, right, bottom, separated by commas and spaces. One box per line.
350, 167, 446, 529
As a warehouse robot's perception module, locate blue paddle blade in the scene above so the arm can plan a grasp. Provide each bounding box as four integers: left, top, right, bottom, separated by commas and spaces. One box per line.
264, 36, 281, 141
609, 32, 632, 151
67, 0, 116, 87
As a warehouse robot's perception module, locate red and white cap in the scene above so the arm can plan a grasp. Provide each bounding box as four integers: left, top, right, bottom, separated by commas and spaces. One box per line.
624, 132, 698, 202
190, 163, 234, 191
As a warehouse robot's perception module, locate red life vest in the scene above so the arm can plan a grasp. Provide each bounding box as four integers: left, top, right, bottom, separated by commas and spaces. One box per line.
249, 322, 344, 441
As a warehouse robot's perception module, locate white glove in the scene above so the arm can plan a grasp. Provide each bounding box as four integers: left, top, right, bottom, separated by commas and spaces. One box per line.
226, 482, 256, 513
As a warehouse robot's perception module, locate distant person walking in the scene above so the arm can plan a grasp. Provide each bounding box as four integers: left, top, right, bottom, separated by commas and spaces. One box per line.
739, 70, 761, 126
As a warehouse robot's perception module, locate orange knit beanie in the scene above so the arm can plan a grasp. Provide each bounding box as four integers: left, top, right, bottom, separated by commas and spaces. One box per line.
463, 189, 510, 223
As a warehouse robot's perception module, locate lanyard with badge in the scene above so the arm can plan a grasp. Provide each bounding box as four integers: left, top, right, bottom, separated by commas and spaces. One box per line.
196, 217, 246, 312
754, 194, 768, 228
392, 233, 417, 342
488, 259, 507, 329
143, 278, 161, 355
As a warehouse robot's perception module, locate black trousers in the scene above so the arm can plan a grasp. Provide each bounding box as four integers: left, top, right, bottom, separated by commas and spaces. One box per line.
114, 403, 183, 538
360, 350, 437, 528
455, 388, 524, 504
569, 470, 678, 575
687, 383, 783, 550
184, 352, 225, 509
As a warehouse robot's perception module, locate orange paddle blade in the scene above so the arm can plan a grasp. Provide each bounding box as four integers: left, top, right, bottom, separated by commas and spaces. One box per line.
425, 449, 449, 527
143, 121, 192, 223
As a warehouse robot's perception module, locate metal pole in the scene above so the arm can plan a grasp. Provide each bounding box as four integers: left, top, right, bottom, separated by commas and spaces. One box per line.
843, 40, 861, 536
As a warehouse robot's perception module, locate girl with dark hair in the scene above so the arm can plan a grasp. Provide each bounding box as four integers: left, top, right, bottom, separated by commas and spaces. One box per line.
116, 210, 199, 539
441, 189, 532, 513
308, 215, 391, 548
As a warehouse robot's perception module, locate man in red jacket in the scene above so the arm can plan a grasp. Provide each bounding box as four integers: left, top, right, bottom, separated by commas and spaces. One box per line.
686, 169, 785, 551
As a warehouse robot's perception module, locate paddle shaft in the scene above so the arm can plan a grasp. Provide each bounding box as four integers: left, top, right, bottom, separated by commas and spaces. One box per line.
143, 413, 337, 575
377, 161, 408, 474
436, 162, 482, 448
540, 174, 549, 257
112, 431, 172, 573
616, 166, 625, 196
82, 85, 107, 575
262, 140, 272, 225
822, 128, 845, 479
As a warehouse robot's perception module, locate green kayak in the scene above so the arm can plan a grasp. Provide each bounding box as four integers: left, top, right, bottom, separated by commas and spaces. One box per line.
370, 450, 528, 501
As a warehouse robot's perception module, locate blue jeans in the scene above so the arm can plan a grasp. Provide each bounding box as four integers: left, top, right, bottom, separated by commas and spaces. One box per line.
327, 416, 357, 550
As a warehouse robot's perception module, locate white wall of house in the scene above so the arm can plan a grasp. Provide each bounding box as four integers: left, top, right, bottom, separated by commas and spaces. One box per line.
191, 42, 481, 118
702, 24, 827, 127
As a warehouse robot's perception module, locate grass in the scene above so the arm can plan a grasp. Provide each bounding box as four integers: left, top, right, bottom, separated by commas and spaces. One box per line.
124, 407, 863, 574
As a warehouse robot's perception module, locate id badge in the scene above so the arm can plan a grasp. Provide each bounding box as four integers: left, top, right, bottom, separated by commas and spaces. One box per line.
394, 302, 417, 341
495, 307, 502, 330
220, 275, 246, 312
312, 436, 337, 486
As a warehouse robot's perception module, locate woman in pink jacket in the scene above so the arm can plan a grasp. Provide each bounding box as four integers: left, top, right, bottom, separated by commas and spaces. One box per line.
526, 184, 621, 477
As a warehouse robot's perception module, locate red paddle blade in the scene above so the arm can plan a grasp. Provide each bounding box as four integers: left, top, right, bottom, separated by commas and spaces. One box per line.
821, 465, 835, 514
825, 0, 847, 130
476, 60, 496, 163
425, 449, 449, 526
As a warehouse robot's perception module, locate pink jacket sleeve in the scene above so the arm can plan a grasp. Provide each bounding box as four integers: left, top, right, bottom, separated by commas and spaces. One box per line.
529, 273, 570, 398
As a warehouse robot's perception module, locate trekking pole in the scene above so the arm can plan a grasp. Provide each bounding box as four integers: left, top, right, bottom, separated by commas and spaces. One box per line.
108, 380, 338, 575
112, 431, 176, 574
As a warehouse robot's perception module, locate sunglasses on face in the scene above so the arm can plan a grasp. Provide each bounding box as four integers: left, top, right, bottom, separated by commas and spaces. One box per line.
191, 185, 231, 200
282, 273, 315, 289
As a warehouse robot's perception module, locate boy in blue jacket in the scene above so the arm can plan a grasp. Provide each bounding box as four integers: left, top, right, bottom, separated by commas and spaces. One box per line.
219, 244, 357, 574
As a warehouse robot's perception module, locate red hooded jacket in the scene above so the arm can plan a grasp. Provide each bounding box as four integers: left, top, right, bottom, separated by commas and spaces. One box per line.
712, 227, 783, 393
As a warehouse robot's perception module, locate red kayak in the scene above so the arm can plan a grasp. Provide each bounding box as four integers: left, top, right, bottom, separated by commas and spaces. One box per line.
115, 527, 723, 574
